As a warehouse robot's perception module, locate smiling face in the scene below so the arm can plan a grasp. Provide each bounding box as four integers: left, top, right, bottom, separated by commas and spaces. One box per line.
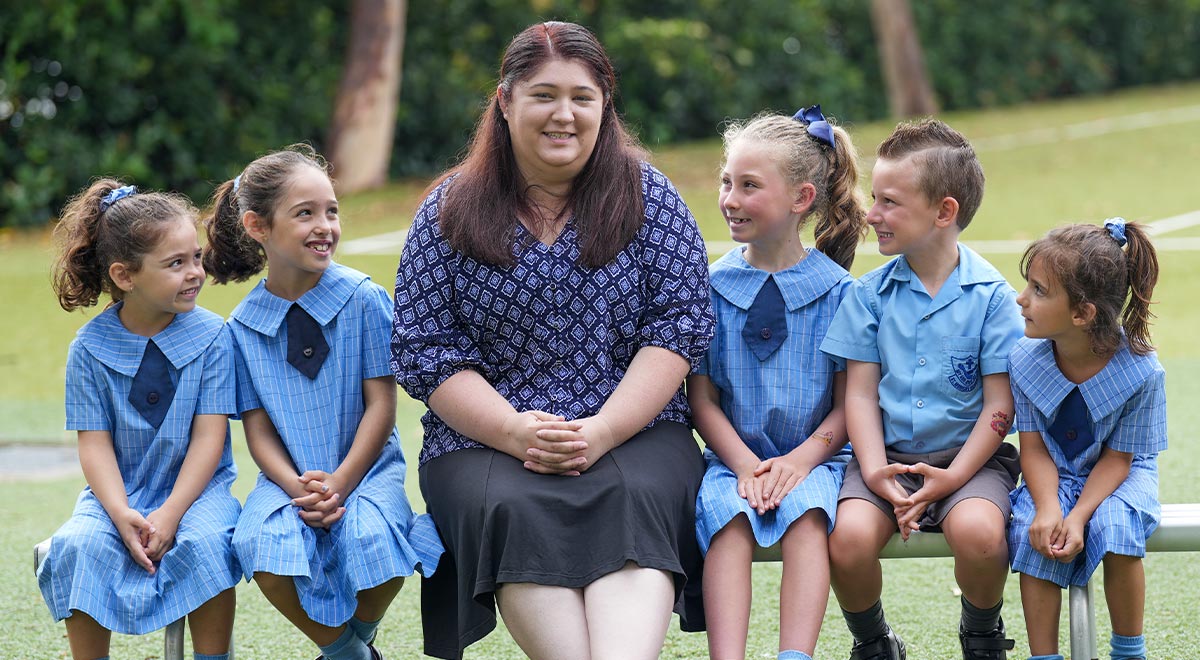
1017, 255, 1085, 341
117, 217, 204, 333
501, 58, 603, 188
719, 139, 808, 249
867, 156, 945, 257
247, 165, 340, 296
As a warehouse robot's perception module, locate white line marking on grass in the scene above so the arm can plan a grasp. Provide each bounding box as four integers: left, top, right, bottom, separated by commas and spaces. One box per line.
340, 229, 408, 255
1146, 210, 1200, 235
972, 104, 1200, 152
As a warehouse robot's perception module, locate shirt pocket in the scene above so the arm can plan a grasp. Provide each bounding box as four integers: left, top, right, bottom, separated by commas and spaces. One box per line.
940, 335, 981, 398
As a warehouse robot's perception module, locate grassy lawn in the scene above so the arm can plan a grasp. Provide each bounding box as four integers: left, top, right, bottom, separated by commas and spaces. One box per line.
4, 81, 1200, 658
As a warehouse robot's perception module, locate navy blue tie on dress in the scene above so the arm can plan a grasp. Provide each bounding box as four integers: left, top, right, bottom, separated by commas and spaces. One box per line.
286, 303, 329, 379
128, 339, 175, 429
1047, 386, 1094, 461
742, 275, 788, 361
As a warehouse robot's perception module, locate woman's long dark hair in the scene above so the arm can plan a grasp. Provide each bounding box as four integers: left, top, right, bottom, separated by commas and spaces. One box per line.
432, 21, 647, 268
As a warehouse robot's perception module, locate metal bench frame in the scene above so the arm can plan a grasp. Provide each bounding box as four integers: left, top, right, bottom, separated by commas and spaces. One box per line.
751, 502, 1200, 660
33, 538, 233, 660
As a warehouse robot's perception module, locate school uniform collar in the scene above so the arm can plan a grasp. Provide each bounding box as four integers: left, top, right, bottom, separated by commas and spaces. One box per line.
230, 262, 369, 337
710, 246, 848, 311
876, 244, 1006, 317
1012, 336, 1158, 422
76, 304, 225, 377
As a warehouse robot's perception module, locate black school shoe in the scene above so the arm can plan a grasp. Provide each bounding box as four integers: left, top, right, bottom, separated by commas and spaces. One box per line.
315, 646, 382, 660
849, 628, 906, 660
959, 617, 1016, 659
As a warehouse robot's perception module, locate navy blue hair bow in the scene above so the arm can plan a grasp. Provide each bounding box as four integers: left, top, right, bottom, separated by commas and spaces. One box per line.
99, 185, 137, 214
792, 105, 835, 150
1104, 217, 1127, 247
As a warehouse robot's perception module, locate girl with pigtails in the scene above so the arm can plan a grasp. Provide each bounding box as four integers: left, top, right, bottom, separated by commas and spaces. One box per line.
1008, 219, 1164, 660
40, 180, 240, 660
688, 106, 868, 660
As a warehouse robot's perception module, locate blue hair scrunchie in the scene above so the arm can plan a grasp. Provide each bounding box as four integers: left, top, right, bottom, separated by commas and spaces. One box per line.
1104, 217, 1128, 247
99, 185, 137, 214
232, 174, 242, 193
792, 104, 835, 150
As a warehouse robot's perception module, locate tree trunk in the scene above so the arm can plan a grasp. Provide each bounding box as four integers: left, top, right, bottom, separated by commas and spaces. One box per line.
870, 0, 938, 118
326, 0, 406, 193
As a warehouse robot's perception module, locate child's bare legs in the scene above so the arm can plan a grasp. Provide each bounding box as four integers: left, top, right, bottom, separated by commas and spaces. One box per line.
349, 577, 404, 644
1019, 573, 1062, 655
253, 571, 346, 645
64, 610, 110, 660
829, 499, 894, 613
703, 516, 754, 659
188, 587, 236, 655
1104, 554, 1144, 636
941, 499, 1009, 610
779, 510, 830, 655
498, 582, 591, 660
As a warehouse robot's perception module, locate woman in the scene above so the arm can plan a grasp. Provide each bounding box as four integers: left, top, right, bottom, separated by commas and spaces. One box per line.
390, 21, 714, 660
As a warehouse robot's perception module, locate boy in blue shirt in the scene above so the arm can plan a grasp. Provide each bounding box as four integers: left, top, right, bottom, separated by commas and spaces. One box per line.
820, 119, 1024, 660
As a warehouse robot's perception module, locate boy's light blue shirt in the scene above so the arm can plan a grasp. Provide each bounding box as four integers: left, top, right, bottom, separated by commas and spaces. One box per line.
820, 245, 1023, 453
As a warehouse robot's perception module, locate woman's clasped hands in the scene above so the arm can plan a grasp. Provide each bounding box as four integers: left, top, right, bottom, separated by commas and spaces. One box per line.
506, 410, 616, 476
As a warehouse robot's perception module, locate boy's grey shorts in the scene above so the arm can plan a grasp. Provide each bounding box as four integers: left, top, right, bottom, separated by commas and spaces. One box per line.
839, 442, 1020, 530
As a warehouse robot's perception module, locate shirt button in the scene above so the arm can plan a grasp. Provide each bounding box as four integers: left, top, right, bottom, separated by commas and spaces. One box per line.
760, 328, 772, 340
916, 441, 925, 450
916, 400, 925, 408
923, 314, 931, 320
302, 347, 314, 358
1066, 430, 1077, 440
147, 392, 159, 404
918, 357, 927, 366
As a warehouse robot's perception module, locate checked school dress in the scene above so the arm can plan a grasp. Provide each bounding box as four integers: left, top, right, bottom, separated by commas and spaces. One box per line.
1007, 337, 1167, 587
695, 247, 853, 554
229, 262, 442, 627
39, 305, 241, 634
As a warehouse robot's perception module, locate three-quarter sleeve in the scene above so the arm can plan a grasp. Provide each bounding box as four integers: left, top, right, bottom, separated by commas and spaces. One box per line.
64, 342, 112, 432
391, 184, 490, 403
635, 167, 714, 370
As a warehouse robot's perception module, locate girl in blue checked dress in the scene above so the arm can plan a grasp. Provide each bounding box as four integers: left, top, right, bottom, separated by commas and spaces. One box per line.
203, 145, 441, 660
1008, 220, 1164, 660
40, 180, 240, 660
689, 108, 868, 660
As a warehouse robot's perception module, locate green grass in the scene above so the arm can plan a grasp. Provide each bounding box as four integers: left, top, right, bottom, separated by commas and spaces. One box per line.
5, 81, 1200, 658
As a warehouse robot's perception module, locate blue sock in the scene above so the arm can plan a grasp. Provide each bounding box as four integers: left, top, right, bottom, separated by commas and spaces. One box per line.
348, 615, 382, 645
194, 654, 230, 660
318, 626, 372, 660
778, 651, 812, 660
1110, 632, 1146, 660
1029, 655, 1064, 660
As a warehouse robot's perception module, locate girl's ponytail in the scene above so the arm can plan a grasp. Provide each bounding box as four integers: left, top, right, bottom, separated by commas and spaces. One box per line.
1118, 221, 1159, 355
52, 179, 126, 311
813, 124, 868, 270
202, 177, 266, 284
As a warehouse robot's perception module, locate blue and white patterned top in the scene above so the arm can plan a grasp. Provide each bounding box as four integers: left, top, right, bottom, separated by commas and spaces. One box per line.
65, 305, 237, 503
819, 245, 1024, 453
697, 247, 853, 460
391, 164, 715, 464
1009, 336, 1167, 482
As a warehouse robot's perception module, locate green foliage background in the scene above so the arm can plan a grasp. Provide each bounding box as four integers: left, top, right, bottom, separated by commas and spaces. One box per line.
4, 0, 1200, 227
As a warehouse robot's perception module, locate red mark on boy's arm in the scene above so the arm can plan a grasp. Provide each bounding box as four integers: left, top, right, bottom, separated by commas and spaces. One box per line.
990, 411, 1011, 439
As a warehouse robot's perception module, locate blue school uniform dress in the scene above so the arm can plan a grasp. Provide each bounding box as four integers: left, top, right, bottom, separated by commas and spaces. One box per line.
820, 246, 1023, 453
38, 305, 241, 634
1007, 337, 1166, 588
229, 262, 442, 627
695, 247, 853, 554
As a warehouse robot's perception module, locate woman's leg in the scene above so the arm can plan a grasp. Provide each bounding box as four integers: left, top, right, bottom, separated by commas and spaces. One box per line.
252, 572, 346, 646
779, 510, 830, 655
703, 516, 755, 660
64, 610, 110, 660
497, 582, 590, 660
584, 562, 675, 660
188, 587, 236, 655
1019, 573, 1062, 656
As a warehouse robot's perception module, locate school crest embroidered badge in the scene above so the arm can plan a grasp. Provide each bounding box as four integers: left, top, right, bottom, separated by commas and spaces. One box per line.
948, 355, 979, 392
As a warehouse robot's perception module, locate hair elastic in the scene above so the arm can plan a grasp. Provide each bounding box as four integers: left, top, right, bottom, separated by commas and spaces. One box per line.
232, 174, 242, 193
99, 185, 137, 214
1104, 217, 1128, 247
792, 105, 835, 149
